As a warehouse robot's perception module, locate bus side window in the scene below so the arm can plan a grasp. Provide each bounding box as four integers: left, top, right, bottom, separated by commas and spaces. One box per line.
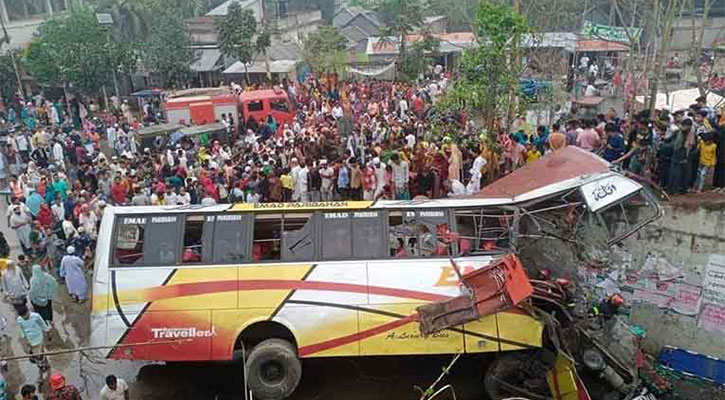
182, 215, 207, 264
282, 213, 315, 261
388, 211, 418, 257
114, 218, 147, 265
215, 214, 249, 263
144, 216, 181, 265
416, 210, 453, 257
353, 211, 384, 258
253, 215, 282, 261
321, 212, 352, 260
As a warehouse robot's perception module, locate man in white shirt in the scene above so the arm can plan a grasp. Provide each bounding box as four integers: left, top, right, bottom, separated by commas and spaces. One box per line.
106, 125, 117, 152
290, 158, 301, 201
52, 140, 64, 168
399, 97, 409, 120
319, 160, 334, 201
100, 375, 129, 400
51, 198, 65, 222
297, 162, 310, 202
332, 103, 343, 120
373, 157, 386, 199
447, 179, 467, 198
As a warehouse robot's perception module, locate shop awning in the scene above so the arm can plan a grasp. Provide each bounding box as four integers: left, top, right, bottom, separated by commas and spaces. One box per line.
577, 40, 629, 52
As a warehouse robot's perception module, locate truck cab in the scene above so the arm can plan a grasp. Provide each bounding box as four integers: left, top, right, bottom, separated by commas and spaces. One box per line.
239, 88, 295, 129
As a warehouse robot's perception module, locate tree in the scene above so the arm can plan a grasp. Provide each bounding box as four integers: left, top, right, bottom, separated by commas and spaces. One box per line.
426, 0, 478, 30
376, 0, 425, 74
0, 49, 22, 103
216, 1, 270, 84
302, 25, 348, 75
142, 0, 196, 88
438, 0, 530, 131
93, 0, 151, 42
404, 33, 440, 78
22, 5, 136, 94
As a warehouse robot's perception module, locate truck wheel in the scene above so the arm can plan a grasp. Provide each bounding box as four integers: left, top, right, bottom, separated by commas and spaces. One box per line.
245, 338, 302, 400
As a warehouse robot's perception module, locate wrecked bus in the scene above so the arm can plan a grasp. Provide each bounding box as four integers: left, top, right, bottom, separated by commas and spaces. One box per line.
89, 147, 662, 400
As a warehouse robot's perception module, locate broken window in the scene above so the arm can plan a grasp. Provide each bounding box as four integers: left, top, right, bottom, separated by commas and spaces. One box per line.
454, 209, 511, 254
114, 218, 146, 265
388, 210, 452, 258
282, 213, 315, 261
596, 190, 661, 244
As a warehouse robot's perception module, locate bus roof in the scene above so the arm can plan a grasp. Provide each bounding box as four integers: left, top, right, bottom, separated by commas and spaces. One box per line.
475, 146, 610, 201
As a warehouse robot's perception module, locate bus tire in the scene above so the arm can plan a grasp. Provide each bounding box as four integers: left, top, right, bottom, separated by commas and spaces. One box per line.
245, 338, 302, 400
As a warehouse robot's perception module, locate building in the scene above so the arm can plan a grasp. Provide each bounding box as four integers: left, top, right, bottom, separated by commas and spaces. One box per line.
333, 5, 381, 54
187, 0, 322, 86
365, 32, 476, 67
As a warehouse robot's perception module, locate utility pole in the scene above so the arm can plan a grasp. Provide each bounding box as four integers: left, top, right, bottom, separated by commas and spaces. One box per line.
506, 0, 520, 131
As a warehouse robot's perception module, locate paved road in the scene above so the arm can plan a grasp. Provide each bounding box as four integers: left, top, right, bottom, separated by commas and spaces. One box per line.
0, 198, 488, 399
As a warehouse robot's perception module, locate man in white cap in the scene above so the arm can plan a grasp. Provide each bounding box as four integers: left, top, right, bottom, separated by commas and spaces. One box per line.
60, 246, 86, 302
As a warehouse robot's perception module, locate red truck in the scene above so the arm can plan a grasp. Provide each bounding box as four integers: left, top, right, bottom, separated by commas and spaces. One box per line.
163, 86, 295, 129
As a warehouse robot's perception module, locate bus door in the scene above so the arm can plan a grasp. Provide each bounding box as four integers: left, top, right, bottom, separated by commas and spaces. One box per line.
362, 209, 466, 356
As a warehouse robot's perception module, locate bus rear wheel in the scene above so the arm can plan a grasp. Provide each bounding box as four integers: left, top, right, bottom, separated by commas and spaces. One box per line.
245, 338, 302, 400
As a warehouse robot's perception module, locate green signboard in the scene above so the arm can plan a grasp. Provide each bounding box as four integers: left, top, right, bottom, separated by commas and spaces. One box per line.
581, 21, 642, 44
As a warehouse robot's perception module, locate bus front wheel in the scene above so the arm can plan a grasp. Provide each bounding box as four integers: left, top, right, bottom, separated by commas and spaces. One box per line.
245, 338, 302, 400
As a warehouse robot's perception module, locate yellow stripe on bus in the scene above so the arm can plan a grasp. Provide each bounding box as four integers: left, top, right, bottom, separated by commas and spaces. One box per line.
230, 201, 373, 212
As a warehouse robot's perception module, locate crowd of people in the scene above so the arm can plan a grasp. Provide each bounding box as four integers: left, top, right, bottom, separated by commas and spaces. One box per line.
0, 71, 724, 398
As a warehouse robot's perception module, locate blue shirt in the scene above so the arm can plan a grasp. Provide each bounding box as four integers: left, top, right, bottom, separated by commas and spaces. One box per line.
337, 166, 349, 188
26, 193, 44, 217
603, 134, 625, 161
17, 312, 49, 346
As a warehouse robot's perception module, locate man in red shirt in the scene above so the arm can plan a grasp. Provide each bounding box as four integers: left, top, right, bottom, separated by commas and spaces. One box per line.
110, 177, 128, 205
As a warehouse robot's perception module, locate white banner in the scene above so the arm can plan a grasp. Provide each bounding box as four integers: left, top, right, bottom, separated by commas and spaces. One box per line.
349, 62, 396, 77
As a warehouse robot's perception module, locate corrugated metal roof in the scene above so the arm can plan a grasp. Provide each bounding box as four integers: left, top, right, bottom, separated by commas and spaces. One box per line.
190, 48, 222, 72
522, 32, 578, 53
206, 0, 258, 17
333, 5, 380, 29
